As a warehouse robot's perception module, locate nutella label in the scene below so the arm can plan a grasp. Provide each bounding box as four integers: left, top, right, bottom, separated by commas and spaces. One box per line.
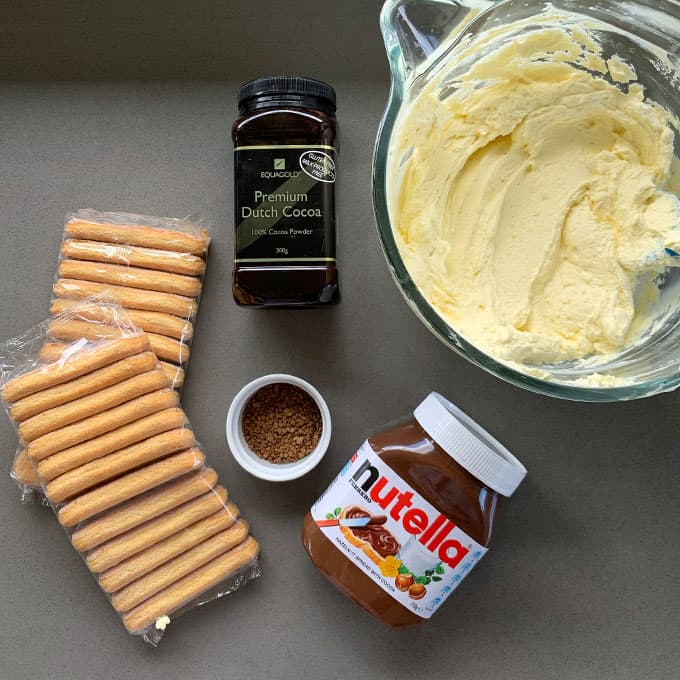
311, 442, 488, 618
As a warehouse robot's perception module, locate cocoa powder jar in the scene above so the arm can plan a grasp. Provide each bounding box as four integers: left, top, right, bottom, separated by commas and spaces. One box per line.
232, 76, 339, 307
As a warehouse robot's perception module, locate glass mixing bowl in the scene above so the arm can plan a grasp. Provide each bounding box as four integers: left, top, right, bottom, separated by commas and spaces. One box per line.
372, 0, 680, 401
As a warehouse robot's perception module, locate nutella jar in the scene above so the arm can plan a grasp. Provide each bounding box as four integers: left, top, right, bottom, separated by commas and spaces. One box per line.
302, 393, 527, 626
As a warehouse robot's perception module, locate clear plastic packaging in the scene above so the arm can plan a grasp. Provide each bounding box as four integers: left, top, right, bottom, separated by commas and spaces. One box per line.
53, 208, 210, 390
0, 302, 260, 644
10, 209, 211, 501
11, 449, 44, 504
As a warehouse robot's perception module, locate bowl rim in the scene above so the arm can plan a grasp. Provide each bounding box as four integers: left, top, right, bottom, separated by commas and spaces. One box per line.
225, 373, 332, 481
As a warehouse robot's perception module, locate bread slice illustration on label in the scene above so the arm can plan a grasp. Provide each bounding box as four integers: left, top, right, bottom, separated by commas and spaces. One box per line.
338, 505, 400, 566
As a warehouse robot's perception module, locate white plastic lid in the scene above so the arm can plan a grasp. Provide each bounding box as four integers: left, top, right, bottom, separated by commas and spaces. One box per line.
413, 393, 527, 497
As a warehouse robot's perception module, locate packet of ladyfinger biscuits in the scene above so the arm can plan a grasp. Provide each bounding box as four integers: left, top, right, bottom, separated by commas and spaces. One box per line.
9, 208, 211, 503
0, 301, 261, 644
52, 208, 211, 392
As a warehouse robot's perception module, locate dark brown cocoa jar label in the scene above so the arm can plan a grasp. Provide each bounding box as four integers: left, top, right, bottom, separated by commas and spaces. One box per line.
234, 145, 336, 264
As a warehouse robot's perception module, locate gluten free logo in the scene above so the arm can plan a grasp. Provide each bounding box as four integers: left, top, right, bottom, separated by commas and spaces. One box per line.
300, 150, 336, 183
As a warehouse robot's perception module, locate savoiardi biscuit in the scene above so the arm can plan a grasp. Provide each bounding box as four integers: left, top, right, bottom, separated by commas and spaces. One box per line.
37, 407, 186, 481
111, 520, 250, 611
47, 319, 124, 343
159, 362, 185, 389
12, 449, 40, 487
45, 427, 196, 503
9, 352, 157, 422
53, 279, 198, 319
58, 448, 206, 527
27, 389, 179, 462
47, 320, 190, 366
39, 342, 74, 364
98, 503, 241, 592
143, 334, 189, 365
58, 260, 202, 298
37, 342, 183, 387
71, 467, 219, 552
86, 487, 232, 573
60, 239, 207, 277
50, 300, 194, 341
64, 219, 210, 257
1, 335, 149, 403
121, 536, 259, 633
18, 369, 168, 442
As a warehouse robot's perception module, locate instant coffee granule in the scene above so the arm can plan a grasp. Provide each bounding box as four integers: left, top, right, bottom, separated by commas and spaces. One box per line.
242, 383, 322, 463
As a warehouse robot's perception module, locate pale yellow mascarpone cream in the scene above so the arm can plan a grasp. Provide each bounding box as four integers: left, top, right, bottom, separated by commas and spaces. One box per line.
389, 21, 680, 365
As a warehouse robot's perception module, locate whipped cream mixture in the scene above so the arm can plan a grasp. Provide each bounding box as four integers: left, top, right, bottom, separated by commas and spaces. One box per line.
389, 17, 680, 365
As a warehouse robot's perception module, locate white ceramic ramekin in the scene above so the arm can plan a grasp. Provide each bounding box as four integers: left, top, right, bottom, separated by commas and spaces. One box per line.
226, 373, 332, 482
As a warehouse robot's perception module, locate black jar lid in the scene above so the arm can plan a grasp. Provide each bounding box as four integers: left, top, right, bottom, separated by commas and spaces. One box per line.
238, 76, 336, 115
